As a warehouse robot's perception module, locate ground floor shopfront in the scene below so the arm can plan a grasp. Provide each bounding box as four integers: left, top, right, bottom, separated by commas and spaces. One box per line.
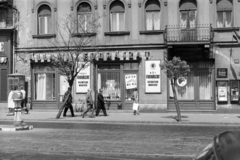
24, 48, 167, 111
15, 45, 240, 113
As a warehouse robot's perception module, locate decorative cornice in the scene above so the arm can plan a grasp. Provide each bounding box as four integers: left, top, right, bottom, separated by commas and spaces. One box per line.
54, 7, 57, 12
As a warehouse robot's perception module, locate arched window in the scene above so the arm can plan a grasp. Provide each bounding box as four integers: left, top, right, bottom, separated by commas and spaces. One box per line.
145, 0, 161, 31
179, 0, 197, 28
110, 1, 125, 32
216, 0, 232, 28
77, 2, 92, 33
38, 5, 52, 35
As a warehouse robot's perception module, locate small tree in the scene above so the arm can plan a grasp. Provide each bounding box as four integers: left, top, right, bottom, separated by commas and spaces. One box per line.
46, 14, 102, 118
160, 56, 190, 121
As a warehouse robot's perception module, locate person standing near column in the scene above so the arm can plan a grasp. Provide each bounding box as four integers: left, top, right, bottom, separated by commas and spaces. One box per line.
20, 86, 29, 114
95, 88, 108, 116
82, 88, 95, 118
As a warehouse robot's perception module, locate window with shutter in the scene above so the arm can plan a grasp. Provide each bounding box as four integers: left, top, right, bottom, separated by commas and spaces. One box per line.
77, 2, 92, 33
110, 1, 125, 32
216, 0, 232, 28
38, 5, 51, 35
145, 0, 161, 31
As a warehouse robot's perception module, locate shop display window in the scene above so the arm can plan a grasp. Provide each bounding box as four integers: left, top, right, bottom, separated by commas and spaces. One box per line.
230, 80, 239, 103
33, 66, 56, 101
98, 72, 120, 100
217, 81, 228, 102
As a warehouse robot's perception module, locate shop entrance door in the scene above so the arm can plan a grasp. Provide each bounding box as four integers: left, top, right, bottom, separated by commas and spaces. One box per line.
0, 68, 7, 102
123, 71, 138, 110
168, 61, 215, 110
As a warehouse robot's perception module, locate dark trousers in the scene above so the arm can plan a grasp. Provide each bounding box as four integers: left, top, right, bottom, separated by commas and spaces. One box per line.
63, 103, 75, 117
21, 100, 29, 112
95, 105, 107, 116
82, 103, 95, 117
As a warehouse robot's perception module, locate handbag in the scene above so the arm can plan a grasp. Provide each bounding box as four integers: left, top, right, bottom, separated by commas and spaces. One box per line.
132, 103, 139, 110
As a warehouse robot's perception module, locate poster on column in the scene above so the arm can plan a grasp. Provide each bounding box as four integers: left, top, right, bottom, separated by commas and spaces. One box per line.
76, 62, 90, 93
125, 74, 137, 89
145, 60, 161, 93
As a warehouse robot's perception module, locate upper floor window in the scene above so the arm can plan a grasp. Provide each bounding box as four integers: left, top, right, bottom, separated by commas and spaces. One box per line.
38, 5, 52, 35
0, 8, 7, 28
217, 0, 232, 28
145, 0, 160, 30
110, 1, 125, 32
179, 0, 197, 28
77, 2, 92, 33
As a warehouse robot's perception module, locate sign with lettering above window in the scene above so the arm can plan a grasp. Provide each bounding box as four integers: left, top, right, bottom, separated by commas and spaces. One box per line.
217, 68, 228, 78
145, 60, 161, 93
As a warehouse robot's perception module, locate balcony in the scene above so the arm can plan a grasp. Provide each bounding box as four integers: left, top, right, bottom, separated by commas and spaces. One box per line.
164, 24, 213, 44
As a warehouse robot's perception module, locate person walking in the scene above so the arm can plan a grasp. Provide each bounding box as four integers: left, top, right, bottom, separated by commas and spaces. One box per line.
132, 88, 139, 115
82, 88, 95, 118
95, 89, 108, 116
63, 87, 75, 117
7, 87, 16, 116
20, 86, 29, 114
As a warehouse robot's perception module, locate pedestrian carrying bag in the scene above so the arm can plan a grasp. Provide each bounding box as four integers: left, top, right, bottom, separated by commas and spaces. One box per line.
132, 103, 138, 110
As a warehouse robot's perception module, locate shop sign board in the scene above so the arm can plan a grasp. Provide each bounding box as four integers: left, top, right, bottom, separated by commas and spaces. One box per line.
76, 63, 90, 93
217, 68, 228, 78
218, 86, 227, 102
145, 60, 161, 93
125, 74, 137, 89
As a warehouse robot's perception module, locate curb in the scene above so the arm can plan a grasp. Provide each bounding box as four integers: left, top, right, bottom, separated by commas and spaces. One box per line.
0, 125, 33, 131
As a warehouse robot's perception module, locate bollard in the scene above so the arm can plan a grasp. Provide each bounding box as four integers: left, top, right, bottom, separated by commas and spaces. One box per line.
13, 107, 23, 126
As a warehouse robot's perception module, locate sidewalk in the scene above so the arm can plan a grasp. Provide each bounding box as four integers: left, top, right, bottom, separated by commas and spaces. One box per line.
1, 109, 240, 125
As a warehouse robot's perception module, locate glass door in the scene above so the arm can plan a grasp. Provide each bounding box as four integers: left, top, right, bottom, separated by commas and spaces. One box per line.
124, 71, 138, 109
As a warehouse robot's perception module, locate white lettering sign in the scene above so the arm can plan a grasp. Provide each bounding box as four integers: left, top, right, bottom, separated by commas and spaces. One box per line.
145, 60, 161, 93
76, 63, 90, 93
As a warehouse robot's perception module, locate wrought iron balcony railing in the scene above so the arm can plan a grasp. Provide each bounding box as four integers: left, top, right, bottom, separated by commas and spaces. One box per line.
164, 24, 213, 43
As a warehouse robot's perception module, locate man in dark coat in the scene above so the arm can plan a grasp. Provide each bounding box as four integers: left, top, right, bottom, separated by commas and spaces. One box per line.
63, 87, 75, 117
95, 89, 108, 116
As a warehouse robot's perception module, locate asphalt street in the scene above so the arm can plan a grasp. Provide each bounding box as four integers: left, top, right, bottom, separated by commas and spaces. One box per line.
0, 121, 239, 160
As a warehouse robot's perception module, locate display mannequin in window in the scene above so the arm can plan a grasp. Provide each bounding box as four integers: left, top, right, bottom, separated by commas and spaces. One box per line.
95, 89, 108, 117
82, 88, 95, 118
63, 87, 75, 117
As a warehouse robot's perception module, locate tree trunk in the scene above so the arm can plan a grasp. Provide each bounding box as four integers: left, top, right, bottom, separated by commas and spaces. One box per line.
170, 79, 181, 121
56, 85, 73, 119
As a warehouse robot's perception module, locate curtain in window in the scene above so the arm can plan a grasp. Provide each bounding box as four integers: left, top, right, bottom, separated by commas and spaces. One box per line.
36, 74, 46, 100
146, 12, 153, 30
110, 13, 124, 31
217, 11, 224, 28
189, 10, 196, 28
39, 16, 51, 34
153, 11, 160, 30
78, 13, 92, 33
217, 11, 232, 28
199, 72, 212, 100
180, 12, 187, 28
98, 72, 120, 100
225, 11, 232, 27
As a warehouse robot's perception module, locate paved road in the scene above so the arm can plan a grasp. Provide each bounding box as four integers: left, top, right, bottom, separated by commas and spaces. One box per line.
0, 121, 239, 160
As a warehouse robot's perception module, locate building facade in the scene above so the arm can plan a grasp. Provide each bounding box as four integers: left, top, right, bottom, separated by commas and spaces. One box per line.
13, 0, 240, 113
0, 0, 17, 105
